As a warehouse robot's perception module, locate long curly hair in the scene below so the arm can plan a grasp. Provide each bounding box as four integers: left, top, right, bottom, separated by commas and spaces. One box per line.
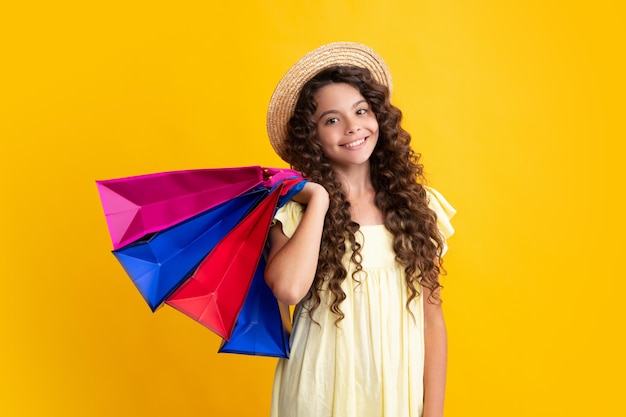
284, 66, 445, 321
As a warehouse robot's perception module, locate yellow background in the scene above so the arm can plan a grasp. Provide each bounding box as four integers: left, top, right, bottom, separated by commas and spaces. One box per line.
1, 1, 624, 416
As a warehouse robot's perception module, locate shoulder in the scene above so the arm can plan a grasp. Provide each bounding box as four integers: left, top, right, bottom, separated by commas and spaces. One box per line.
423, 185, 456, 240
274, 200, 305, 238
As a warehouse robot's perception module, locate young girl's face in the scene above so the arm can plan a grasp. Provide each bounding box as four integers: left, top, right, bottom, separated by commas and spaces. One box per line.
312, 83, 379, 169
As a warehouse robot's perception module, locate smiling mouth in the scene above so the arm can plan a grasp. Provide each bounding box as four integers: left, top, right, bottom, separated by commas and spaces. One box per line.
342, 137, 367, 148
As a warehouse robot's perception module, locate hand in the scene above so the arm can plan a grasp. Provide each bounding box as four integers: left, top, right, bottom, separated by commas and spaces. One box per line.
263, 168, 303, 188
292, 182, 330, 210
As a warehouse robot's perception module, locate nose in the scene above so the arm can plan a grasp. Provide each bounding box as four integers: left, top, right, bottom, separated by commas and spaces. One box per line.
345, 117, 361, 135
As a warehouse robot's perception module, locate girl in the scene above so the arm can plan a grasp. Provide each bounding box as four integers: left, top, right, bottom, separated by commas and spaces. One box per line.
264, 42, 455, 417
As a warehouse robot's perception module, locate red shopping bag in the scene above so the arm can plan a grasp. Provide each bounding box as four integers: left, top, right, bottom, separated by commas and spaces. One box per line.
165, 185, 283, 340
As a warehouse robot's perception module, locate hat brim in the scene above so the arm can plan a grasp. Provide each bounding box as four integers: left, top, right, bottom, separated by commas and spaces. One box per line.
266, 42, 392, 162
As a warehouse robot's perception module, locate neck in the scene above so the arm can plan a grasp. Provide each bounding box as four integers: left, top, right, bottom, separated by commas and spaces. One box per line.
331, 162, 374, 198
332, 162, 383, 226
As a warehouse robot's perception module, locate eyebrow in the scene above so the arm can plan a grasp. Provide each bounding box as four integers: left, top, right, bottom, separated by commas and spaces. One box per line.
317, 99, 368, 120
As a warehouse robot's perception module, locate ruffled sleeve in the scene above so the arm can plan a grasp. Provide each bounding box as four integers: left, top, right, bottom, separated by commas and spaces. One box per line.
424, 186, 457, 256
273, 200, 305, 238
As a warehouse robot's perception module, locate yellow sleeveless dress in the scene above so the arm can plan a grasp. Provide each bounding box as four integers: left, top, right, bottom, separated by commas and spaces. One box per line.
270, 187, 455, 417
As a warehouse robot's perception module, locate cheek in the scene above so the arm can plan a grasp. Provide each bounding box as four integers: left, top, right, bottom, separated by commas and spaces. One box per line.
368, 126, 380, 143
370, 122, 381, 144
315, 128, 336, 146
364, 114, 379, 132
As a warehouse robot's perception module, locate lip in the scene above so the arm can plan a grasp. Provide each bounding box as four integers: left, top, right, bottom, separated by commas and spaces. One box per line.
341, 137, 368, 149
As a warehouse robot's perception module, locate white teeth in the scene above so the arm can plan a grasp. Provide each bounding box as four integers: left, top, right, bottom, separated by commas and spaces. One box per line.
344, 138, 365, 148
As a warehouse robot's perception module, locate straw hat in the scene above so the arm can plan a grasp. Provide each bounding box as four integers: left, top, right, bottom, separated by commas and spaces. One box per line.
266, 42, 393, 162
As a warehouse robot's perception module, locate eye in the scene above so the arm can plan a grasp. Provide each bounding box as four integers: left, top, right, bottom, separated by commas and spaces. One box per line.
356, 108, 368, 116
324, 117, 339, 125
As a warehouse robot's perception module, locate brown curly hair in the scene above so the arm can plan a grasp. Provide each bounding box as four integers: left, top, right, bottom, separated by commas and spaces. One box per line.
284, 66, 445, 321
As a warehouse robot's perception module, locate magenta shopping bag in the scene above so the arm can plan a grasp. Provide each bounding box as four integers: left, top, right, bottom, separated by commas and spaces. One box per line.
96, 166, 300, 249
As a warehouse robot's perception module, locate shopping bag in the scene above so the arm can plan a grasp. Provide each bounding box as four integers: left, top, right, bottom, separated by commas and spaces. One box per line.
97, 166, 299, 249
96, 166, 307, 358
216, 178, 307, 357
113, 188, 267, 311
165, 185, 283, 340
218, 256, 291, 358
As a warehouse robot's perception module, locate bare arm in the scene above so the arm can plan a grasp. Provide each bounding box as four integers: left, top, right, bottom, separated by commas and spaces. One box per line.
422, 285, 447, 417
264, 182, 329, 305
